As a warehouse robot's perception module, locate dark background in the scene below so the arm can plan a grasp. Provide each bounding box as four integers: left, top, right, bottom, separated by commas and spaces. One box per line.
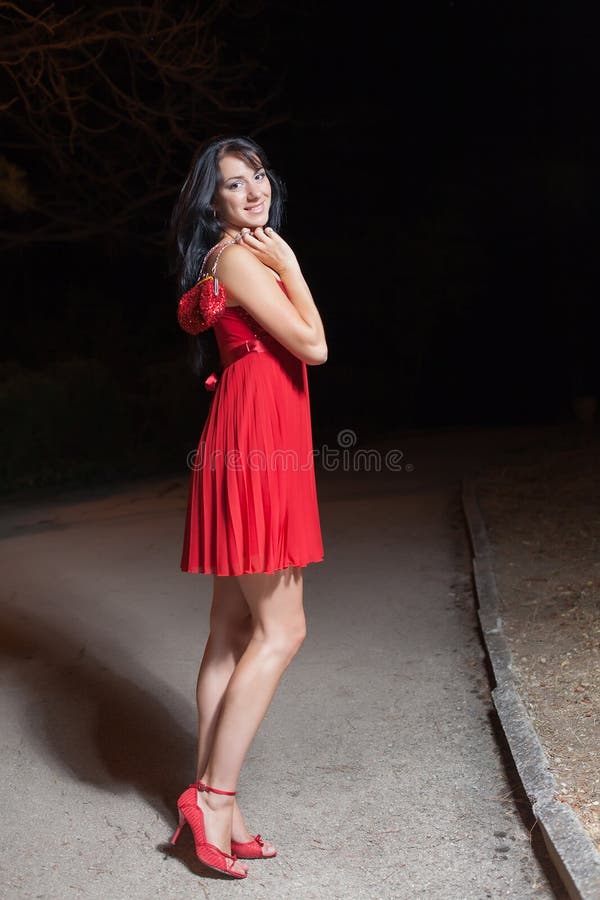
2, 1, 598, 494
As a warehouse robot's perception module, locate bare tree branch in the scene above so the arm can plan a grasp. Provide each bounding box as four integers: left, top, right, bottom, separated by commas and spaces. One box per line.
0, 0, 285, 251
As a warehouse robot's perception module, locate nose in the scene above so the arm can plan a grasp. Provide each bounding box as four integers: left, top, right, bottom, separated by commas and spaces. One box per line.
246, 182, 261, 201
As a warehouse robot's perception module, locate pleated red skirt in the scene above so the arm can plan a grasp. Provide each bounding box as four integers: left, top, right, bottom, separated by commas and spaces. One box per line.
180, 304, 324, 576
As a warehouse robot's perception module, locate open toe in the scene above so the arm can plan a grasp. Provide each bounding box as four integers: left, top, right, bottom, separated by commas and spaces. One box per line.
231, 834, 277, 859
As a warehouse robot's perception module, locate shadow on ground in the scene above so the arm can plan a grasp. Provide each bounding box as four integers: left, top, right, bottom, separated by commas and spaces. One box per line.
0, 603, 195, 822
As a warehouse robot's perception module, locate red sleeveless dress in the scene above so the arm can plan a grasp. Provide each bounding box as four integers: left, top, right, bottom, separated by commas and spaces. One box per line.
177, 280, 324, 576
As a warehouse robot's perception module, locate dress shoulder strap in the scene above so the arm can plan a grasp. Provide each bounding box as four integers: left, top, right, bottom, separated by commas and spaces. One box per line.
198, 235, 241, 281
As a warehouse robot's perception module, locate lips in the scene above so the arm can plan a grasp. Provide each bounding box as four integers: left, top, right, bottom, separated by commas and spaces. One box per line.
245, 202, 265, 214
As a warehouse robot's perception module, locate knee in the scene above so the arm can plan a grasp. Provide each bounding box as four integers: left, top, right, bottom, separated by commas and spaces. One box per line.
258, 615, 306, 662
288, 618, 307, 656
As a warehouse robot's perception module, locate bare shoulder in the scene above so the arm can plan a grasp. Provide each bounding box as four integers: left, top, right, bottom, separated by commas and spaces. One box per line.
216, 242, 260, 276
217, 244, 282, 308
203, 241, 243, 273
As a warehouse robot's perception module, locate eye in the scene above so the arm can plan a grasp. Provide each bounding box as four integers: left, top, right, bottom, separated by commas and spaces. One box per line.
227, 180, 243, 191
254, 170, 266, 181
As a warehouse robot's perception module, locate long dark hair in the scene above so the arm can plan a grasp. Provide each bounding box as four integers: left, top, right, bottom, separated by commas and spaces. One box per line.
168, 135, 287, 378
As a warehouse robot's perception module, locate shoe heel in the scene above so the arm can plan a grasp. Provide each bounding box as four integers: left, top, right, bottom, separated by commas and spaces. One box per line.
170, 808, 187, 845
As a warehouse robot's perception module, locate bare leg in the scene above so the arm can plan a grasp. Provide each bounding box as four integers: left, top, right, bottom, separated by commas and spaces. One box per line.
195, 575, 252, 781
196, 566, 306, 869
195, 576, 273, 852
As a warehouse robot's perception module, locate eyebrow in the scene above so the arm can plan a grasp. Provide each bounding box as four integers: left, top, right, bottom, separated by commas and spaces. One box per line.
224, 166, 265, 183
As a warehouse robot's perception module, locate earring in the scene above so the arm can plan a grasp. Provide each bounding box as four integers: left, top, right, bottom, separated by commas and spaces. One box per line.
212, 208, 217, 219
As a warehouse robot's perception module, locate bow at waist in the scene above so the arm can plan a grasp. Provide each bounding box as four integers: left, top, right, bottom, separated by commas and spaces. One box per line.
204, 338, 269, 392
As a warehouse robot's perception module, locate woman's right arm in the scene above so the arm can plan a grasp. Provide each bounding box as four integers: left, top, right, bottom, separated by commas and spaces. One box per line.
216, 232, 328, 366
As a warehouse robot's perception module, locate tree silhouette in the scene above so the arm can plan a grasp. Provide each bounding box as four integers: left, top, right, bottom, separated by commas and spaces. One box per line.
0, 0, 283, 251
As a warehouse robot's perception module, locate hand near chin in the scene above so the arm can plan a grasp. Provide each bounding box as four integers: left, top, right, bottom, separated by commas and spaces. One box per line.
239, 226, 299, 276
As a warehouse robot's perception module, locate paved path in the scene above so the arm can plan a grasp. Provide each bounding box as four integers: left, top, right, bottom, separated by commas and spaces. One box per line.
0, 425, 573, 898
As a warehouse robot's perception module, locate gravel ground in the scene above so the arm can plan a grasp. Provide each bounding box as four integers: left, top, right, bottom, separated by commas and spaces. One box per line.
474, 423, 600, 853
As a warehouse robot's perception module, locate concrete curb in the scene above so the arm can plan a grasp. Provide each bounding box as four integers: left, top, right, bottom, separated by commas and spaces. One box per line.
461, 478, 600, 900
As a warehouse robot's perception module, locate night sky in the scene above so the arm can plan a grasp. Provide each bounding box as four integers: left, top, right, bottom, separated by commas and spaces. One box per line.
2, 1, 599, 490
261, 2, 600, 429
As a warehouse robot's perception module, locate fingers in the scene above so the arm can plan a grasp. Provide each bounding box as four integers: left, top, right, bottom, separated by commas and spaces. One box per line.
240, 226, 277, 245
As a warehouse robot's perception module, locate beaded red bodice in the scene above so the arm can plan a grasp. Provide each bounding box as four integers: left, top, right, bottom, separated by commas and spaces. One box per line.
176, 279, 289, 392
177, 279, 280, 337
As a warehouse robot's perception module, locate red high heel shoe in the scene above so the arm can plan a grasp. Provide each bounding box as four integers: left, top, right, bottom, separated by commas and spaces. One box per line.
170, 781, 247, 879
231, 834, 277, 859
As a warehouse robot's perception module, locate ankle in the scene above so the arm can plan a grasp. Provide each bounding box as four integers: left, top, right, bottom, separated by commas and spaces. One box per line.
194, 778, 237, 811
197, 774, 237, 796
204, 791, 235, 814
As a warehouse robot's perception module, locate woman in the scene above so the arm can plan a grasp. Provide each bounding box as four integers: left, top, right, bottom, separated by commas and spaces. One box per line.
167, 136, 327, 879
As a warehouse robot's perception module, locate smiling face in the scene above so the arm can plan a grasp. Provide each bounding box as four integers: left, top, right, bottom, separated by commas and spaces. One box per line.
213, 152, 272, 232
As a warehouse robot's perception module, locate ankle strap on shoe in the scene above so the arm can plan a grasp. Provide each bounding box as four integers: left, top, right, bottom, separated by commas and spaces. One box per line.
191, 780, 236, 796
